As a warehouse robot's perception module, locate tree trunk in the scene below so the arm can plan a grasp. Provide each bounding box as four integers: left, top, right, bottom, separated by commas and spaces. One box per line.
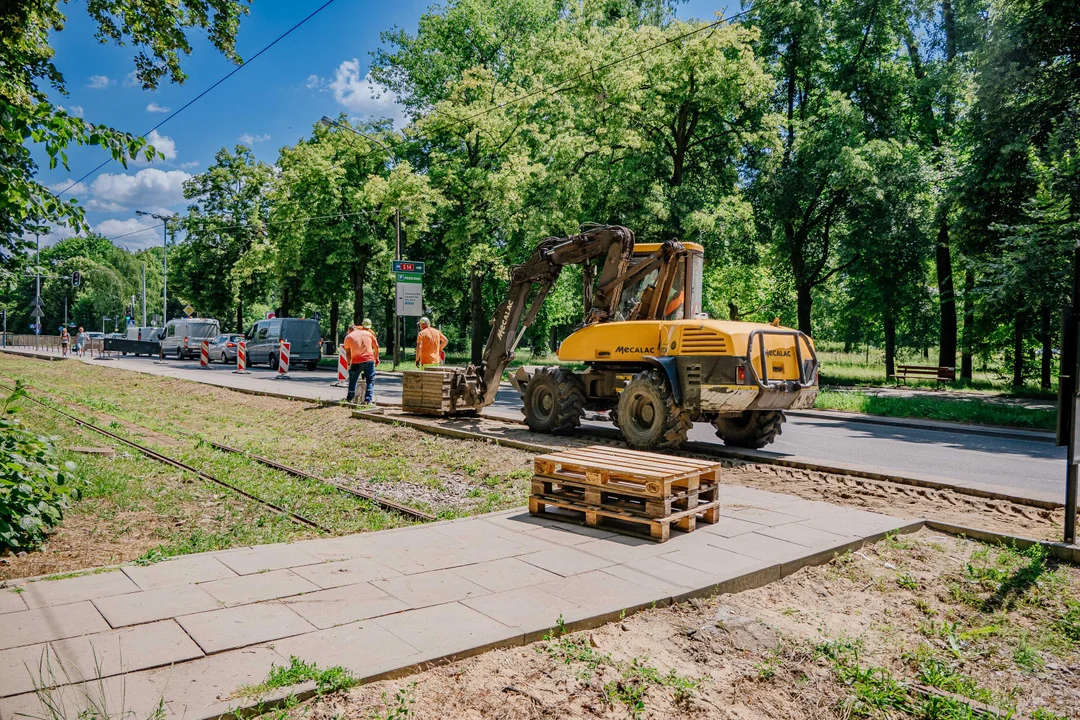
235, 298, 243, 334
796, 284, 813, 336
961, 270, 974, 380
470, 267, 485, 364
280, 285, 290, 319
1012, 308, 1025, 388
935, 213, 956, 370
884, 311, 897, 379
1040, 303, 1052, 390
384, 296, 395, 361
351, 259, 365, 325
329, 298, 339, 348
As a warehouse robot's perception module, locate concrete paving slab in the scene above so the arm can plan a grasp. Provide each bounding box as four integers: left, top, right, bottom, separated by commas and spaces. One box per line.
520, 546, 618, 577
373, 568, 490, 608
268, 620, 420, 677
281, 583, 410, 629
290, 557, 401, 589
0, 643, 54, 698
431, 520, 557, 553
199, 569, 320, 607
0, 601, 110, 651
387, 538, 533, 575
663, 544, 769, 578
539, 569, 657, 609
757, 522, 855, 548
92, 584, 222, 629
450, 557, 562, 593
0, 590, 27, 615
720, 506, 806, 527
19, 571, 140, 610
294, 535, 385, 562
708, 532, 811, 564
122, 554, 238, 591
373, 602, 516, 657
523, 523, 620, 545
135, 646, 286, 718
212, 544, 322, 576
571, 536, 674, 564
798, 513, 890, 538
605, 556, 720, 592
462, 587, 583, 635
177, 603, 315, 654
698, 516, 768, 538
50, 620, 203, 683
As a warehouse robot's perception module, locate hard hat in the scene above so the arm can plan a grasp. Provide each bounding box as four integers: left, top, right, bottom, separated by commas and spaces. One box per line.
419, 316, 430, 326
362, 318, 373, 328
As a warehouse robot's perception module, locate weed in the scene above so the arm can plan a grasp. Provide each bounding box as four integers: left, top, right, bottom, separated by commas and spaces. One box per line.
238, 656, 359, 697
1012, 635, 1044, 672
912, 598, 935, 616
882, 530, 914, 551
1059, 599, 1080, 641
781, 606, 801, 616
1032, 708, 1070, 720
897, 572, 919, 591
381, 683, 417, 720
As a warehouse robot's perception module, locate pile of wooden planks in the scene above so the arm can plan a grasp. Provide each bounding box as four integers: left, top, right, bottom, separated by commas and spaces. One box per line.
528, 445, 722, 542
401, 367, 477, 416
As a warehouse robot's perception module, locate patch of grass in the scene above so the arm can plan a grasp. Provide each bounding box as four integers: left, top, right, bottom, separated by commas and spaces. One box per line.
815, 389, 1056, 430
380, 682, 417, 720
35, 566, 121, 582
238, 656, 359, 697
896, 572, 920, 591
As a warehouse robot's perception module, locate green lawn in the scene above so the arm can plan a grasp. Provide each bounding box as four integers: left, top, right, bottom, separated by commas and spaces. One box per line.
815, 389, 1056, 430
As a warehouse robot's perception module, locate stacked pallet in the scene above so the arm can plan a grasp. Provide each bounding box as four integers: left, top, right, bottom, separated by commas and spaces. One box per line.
401, 367, 476, 416
528, 445, 722, 541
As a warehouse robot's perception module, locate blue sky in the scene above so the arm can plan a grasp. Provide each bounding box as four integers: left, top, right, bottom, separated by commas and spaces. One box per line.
39, 0, 730, 250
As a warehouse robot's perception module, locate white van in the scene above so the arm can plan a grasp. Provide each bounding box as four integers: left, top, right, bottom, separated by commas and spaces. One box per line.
159, 318, 221, 359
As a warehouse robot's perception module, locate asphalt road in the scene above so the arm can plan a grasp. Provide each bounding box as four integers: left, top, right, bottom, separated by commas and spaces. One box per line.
9, 349, 1066, 499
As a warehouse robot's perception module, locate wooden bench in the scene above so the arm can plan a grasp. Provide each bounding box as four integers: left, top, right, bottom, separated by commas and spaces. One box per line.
890, 365, 956, 387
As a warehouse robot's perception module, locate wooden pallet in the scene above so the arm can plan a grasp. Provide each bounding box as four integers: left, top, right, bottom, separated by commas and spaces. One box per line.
402, 367, 476, 416
528, 494, 720, 542
531, 477, 718, 518
534, 445, 722, 497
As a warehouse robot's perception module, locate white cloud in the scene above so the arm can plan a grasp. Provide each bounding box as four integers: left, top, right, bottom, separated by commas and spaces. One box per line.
131, 129, 177, 164
86, 168, 191, 212
305, 74, 323, 90
67, 105, 84, 118
180, 160, 200, 169
325, 59, 404, 126
146, 102, 171, 113
123, 70, 141, 88
35, 223, 79, 247
238, 133, 271, 145
87, 75, 112, 89
49, 178, 88, 196
95, 217, 167, 249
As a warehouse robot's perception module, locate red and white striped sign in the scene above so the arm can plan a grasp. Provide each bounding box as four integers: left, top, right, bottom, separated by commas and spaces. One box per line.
235, 340, 248, 373
199, 340, 209, 367
277, 340, 290, 376
337, 346, 347, 382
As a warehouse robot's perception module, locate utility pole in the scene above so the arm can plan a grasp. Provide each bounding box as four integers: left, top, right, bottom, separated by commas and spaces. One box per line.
136, 211, 174, 327
34, 233, 40, 339
141, 263, 147, 326
394, 207, 401, 369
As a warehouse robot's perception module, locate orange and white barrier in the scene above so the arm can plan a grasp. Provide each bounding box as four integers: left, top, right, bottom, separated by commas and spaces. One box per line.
276, 339, 290, 377
337, 347, 347, 382
234, 340, 249, 374
200, 340, 210, 367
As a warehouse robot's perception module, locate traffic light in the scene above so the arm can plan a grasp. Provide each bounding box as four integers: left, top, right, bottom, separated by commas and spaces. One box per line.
71, 271, 81, 287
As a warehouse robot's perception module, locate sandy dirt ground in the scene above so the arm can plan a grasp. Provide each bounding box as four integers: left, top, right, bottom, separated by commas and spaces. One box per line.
282, 529, 1079, 720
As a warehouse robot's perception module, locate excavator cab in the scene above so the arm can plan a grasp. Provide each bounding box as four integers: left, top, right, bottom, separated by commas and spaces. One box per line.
616, 243, 704, 322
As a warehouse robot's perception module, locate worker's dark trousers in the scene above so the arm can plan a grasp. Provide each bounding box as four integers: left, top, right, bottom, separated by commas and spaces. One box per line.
347, 361, 376, 403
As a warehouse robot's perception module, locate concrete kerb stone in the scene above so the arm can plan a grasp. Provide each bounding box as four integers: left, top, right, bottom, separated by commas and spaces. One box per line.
924, 520, 1080, 564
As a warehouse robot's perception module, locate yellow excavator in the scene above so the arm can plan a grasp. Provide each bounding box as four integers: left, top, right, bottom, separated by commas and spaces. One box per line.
427, 225, 819, 450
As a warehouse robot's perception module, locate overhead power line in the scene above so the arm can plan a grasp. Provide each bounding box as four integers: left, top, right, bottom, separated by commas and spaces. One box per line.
55, 0, 341, 197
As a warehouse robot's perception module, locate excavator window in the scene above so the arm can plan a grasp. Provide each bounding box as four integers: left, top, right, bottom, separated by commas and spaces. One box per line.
662, 262, 686, 320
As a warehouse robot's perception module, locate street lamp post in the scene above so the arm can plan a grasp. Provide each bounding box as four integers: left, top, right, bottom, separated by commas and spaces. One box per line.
135, 211, 175, 327
318, 116, 403, 367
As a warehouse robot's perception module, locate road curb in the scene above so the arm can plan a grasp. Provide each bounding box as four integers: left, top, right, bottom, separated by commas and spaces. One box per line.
923, 520, 1080, 564
788, 408, 1056, 444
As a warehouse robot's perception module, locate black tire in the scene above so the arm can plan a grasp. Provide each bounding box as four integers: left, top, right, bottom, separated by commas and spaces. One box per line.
305, 360, 318, 371
269, 353, 278, 371
616, 369, 691, 450
221, 352, 229, 365
522, 367, 585, 435
176, 347, 184, 360
712, 410, 785, 449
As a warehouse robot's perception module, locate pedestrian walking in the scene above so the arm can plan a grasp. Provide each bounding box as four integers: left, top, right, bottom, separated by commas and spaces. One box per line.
343, 324, 376, 404
75, 327, 89, 357
60, 328, 70, 357
415, 317, 447, 368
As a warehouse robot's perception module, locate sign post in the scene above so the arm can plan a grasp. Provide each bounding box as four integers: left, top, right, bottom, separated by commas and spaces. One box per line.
1056, 246, 1080, 546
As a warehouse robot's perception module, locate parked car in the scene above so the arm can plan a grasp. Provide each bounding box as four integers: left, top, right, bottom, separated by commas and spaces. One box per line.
86, 332, 105, 340
158, 318, 221, 359
244, 318, 321, 370
126, 326, 162, 343
106, 332, 125, 339
207, 334, 244, 364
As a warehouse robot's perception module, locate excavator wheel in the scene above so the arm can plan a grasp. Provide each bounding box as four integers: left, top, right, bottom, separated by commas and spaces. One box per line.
712, 410, 785, 449
523, 367, 585, 435
616, 369, 692, 450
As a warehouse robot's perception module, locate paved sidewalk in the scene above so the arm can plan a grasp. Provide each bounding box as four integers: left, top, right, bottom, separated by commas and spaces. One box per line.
1, 488, 914, 719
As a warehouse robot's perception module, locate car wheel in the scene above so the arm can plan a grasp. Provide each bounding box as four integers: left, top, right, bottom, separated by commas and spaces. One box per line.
176, 347, 184, 360
712, 410, 786, 449
306, 360, 318, 371
269, 353, 278, 371
221, 353, 229, 365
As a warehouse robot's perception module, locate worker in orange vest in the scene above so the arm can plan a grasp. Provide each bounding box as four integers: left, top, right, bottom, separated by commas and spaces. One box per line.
415, 316, 447, 367
343, 324, 376, 404
360, 318, 380, 363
